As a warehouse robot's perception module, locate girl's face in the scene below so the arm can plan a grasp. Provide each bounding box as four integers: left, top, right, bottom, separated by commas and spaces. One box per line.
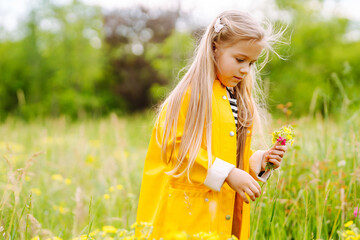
214, 40, 264, 87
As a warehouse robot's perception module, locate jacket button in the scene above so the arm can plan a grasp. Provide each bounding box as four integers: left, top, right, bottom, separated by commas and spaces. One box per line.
225, 215, 231, 220
247, 130, 250, 134
204, 198, 209, 202
229, 131, 235, 137
222, 95, 227, 100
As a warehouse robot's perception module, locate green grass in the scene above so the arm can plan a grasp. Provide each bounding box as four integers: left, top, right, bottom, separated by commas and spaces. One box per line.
251, 115, 360, 240
0, 112, 155, 239
0, 111, 359, 239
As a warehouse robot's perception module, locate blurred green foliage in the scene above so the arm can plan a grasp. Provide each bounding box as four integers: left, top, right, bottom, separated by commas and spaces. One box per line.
0, 1, 105, 119
0, 0, 359, 120
266, 0, 360, 118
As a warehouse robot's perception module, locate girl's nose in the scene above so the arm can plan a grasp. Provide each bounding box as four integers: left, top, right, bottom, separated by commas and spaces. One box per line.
239, 65, 249, 75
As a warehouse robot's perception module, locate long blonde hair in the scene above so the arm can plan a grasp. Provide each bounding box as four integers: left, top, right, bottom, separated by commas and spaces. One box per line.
157, 10, 285, 181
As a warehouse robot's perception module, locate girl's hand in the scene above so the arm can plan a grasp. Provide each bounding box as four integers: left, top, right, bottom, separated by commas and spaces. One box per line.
225, 168, 261, 204
261, 142, 287, 170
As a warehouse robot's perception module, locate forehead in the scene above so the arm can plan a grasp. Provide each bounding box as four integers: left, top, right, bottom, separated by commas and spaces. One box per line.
221, 40, 265, 60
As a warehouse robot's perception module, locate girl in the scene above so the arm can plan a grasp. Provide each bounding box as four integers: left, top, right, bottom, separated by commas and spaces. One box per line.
136, 10, 287, 239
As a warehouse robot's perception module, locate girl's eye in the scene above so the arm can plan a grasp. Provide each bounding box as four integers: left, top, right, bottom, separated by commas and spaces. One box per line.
236, 58, 244, 63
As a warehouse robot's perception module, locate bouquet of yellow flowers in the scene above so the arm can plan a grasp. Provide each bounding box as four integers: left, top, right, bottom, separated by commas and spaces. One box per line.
265, 125, 295, 171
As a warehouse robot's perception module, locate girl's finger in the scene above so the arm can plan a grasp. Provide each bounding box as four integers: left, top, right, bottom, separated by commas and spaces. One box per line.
244, 188, 256, 201
269, 150, 284, 157
275, 145, 287, 152
250, 177, 261, 192
267, 154, 282, 162
268, 158, 281, 168
249, 183, 261, 198
238, 191, 249, 204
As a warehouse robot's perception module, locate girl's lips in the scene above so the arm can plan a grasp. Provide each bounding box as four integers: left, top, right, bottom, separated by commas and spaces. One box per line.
233, 76, 243, 80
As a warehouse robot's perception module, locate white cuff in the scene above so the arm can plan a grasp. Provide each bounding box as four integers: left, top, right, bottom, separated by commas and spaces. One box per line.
249, 150, 271, 183
257, 169, 271, 182
204, 158, 235, 192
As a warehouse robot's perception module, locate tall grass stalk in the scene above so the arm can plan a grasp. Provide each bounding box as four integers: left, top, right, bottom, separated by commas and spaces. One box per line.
86, 196, 93, 239
303, 189, 309, 239
252, 187, 264, 239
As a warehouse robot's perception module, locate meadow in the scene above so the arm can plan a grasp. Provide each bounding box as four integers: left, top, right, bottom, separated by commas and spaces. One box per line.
0, 110, 359, 239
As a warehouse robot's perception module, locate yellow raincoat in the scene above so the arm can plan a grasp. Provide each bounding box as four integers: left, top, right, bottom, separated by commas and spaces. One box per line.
136, 79, 257, 239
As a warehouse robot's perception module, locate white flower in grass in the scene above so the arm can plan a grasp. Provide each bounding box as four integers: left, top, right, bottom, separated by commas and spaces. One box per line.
337, 160, 346, 167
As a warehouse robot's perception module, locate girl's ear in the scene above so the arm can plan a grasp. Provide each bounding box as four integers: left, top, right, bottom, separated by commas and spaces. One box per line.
213, 42, 219, 60
213, 42, 218, 53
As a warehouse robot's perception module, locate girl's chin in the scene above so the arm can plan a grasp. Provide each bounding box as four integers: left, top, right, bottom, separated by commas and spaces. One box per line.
218, 77, 240, 88
227, 80, 240, 87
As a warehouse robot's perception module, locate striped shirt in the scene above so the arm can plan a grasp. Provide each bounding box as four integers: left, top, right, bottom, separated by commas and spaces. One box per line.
226, 87, 269, 179
226, 87, 238, 128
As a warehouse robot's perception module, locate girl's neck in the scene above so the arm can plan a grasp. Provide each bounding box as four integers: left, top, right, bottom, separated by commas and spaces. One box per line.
216, 78, 234, 97
226, 86, 235, 98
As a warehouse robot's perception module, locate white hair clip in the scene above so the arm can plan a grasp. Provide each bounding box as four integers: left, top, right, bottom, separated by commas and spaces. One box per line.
214, 18, 224, 33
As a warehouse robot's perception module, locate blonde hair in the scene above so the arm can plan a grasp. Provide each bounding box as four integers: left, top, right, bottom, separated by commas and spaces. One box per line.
157, 10, 285, 181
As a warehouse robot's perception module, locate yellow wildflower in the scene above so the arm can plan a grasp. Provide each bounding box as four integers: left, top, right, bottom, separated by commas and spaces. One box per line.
89, 140, 101, 148
346, 230, 355, 235
103, 194, 110, 200
51, 174, 63, 182
123, 237, 134, 240
287, 134, 292, 140
272, 133, 277, 144
197, 232, 207, 237
208, 235, 220, 240
90, 229, 99, 236
31, 188, 42, 196
25, 176, 31, 181
72, 235, 88, 240
102, 225, 117, 233
31, 236, 40, 240
116, 184, 123, 190
53, 205, 68, 214
65, 178, 72, 185
345, 221, 354, 227
130, 222, 137, 229
283, 127, 291, 134
109, 187, 115, 193
166, 231, 188, 240
85, 155, 97, 165
118, 230, 125, 237
124, 150, 129, 158
58, 206, 68, 214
